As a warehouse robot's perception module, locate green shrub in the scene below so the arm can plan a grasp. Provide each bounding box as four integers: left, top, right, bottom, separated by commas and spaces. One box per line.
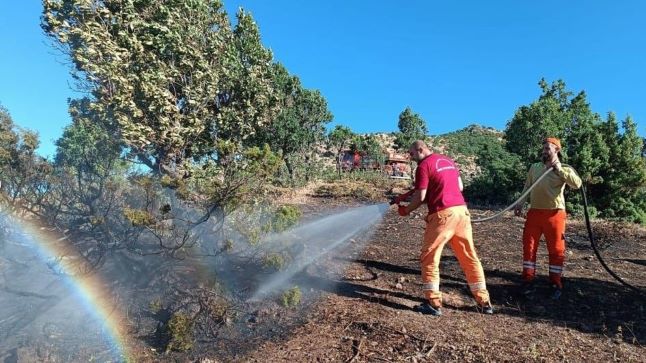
272, 205, 302, 232
263, 252, 287, 270
280, 286, 302, 308
149, 298, 163, 314
166, 312, 194, 352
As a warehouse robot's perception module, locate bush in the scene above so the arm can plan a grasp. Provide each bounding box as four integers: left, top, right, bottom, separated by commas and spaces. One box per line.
271, 205, 302, 232
166, 312, 194, 352
149, 298, 163, 314
280, 286, 302, 307
263, 252, 288, 270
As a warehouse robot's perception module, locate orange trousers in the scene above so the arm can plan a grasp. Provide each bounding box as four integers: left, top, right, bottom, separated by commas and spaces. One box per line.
420, 205, 490, 308
521, 209, 566, 288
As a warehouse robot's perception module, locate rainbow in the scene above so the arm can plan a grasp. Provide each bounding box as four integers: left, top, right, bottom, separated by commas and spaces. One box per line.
2, 214, 131, 362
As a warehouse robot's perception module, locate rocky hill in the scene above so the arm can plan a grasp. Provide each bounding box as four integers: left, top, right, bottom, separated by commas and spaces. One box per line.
317, 124, 506, 182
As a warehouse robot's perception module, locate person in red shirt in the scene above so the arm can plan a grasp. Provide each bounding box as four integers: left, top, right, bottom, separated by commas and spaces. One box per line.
394, 140, 493, 316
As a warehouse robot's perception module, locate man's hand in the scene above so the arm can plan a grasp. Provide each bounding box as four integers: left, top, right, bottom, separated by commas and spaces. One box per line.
398, 205, 409, 216
549, 153, 562, 172
390, 190, 414, 205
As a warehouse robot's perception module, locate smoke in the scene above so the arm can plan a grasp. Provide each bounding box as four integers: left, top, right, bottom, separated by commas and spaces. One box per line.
248, 203, 389, 301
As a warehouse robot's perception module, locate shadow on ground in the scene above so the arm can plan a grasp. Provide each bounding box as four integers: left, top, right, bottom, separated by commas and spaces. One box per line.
310, 257, 646, 347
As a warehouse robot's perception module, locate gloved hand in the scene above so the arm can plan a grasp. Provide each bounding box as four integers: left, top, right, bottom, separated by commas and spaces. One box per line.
398, 205, 409, 216
390, 190, 414, 205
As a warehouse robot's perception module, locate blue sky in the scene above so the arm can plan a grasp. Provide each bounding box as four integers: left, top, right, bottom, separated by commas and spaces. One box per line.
1, 1, 644, 158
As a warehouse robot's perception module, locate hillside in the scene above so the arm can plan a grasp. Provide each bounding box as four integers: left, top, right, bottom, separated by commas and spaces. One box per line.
318, 124, 505, 181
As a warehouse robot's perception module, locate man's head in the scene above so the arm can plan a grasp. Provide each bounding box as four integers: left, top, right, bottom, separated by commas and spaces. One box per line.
408, 140, 432, 162
542, 137, 561, 162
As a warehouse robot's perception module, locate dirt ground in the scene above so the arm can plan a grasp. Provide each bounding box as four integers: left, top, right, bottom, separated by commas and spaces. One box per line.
229, 196, 646, 363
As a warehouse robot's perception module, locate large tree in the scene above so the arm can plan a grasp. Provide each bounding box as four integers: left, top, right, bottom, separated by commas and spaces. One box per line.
0, 104, 53, 214
505, 79, 571, 164
394, 107, 428, 150
255, 63, 333, 180
42, 0, 280, 178
603, 116, 646, 223
48, 98, 125, 227
328, 125, 354, 175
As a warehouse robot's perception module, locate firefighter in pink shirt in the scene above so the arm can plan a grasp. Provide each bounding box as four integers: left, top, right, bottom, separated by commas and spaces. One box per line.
394, 140, 493, 316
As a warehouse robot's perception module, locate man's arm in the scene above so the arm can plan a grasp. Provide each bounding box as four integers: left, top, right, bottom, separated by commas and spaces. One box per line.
554, 163, 582, 189
404, 189, 427, 215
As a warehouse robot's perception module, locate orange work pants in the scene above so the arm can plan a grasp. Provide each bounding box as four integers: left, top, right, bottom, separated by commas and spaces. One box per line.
521, 209, 566, 288
420, 205, 490, 308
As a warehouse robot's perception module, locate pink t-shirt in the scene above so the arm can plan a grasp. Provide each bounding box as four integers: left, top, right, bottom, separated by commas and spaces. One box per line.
415, 153, 466, 214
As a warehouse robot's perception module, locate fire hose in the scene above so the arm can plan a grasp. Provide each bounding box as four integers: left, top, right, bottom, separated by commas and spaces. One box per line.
469, 166, 645, 296
470, 166, 555, 223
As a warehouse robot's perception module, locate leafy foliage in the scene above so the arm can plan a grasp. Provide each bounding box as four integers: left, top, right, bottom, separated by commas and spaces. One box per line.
394, 107, 428, 150
43, 0, 280, 178
505, 79, 645, 222
280, 286, 302, 308
254, 63, 333, 182
271, 205, 302, 233
463, 141, 525, 205
0, 105, 54, 214
328, 125, 354, 174
166, 312, 194, 352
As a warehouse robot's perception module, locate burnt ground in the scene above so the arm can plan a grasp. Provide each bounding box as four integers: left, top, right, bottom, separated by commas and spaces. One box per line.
226, 199, 646, 363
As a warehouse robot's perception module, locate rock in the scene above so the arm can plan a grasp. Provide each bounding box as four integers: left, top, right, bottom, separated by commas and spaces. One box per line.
395, 283, 403, 289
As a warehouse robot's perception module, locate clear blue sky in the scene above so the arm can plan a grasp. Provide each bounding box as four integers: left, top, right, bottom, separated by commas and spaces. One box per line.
1, 1, 644, 158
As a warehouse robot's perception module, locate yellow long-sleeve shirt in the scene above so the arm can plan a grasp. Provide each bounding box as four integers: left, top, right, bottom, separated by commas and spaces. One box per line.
520, 162, 582, 210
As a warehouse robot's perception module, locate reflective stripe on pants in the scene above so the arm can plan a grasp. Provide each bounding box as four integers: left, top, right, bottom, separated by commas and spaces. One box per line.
521, 208, 567, 288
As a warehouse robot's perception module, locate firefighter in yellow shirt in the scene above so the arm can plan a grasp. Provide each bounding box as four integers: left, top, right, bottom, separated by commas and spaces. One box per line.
514, 138, 582, 299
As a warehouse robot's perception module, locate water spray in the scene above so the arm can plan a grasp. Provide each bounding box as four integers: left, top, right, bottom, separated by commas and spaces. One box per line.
248, 203, 389, 301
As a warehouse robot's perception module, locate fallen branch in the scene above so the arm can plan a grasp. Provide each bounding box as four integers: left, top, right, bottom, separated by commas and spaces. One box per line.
346, 337, 364, 363
425, 341, 438, 357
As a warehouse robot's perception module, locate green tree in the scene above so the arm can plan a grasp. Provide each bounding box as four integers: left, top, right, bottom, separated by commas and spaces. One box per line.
394, 107, 428, 150
48, 98, 126, 227
0, 104, 19, 171
590, 112, 621, 213
505, 79, 570, 163
464, 141, 525, 205
603, 116, 646, 223
565, 92, 609, 182
0, 104, 53, 214
328, 125, 354, 175
256, 63, 332, 181
42, 1, 280, 178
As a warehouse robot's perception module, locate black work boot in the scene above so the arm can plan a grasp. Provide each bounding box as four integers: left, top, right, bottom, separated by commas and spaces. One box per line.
550, 284, 562, 300
479, 302, 494, 315
413, 302, 442, 316
520, 281, 536, 298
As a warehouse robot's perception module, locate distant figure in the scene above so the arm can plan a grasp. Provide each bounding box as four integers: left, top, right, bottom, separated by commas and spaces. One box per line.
514, 137, 582, 300
392, 140, 493, 316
